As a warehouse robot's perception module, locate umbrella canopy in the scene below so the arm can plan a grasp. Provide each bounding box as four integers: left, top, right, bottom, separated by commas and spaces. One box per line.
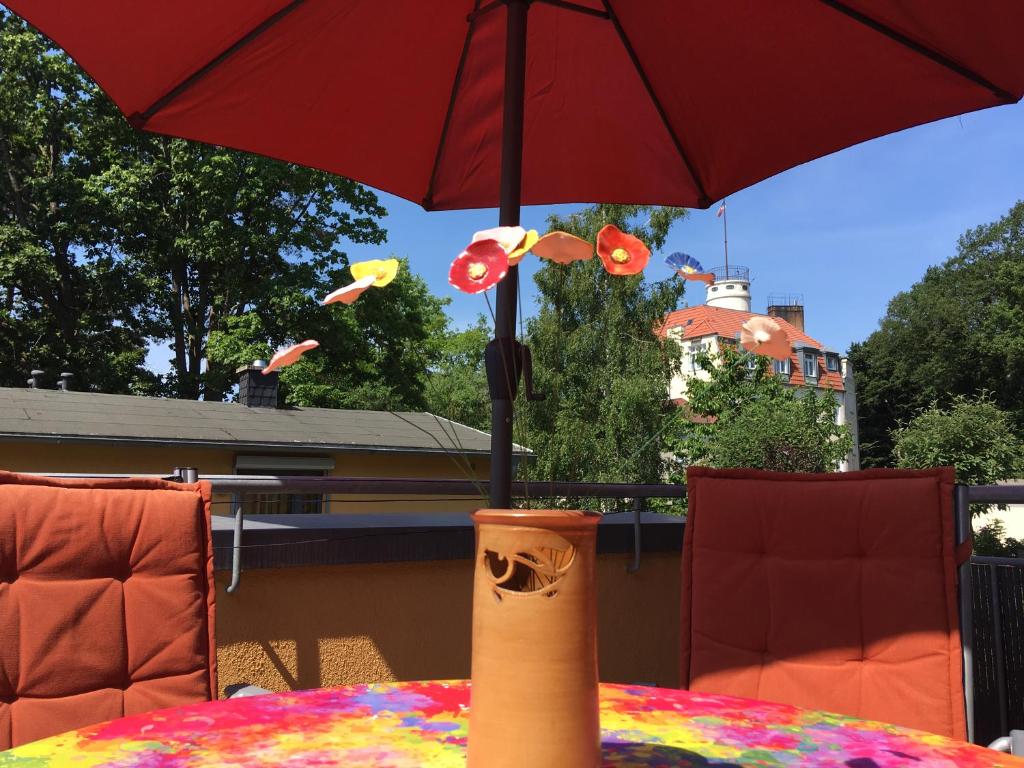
8, 0, 1024, 506
8, 1, 1023, 211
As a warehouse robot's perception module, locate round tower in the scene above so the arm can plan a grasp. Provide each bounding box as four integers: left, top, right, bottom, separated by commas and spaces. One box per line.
705, 265, 751, 311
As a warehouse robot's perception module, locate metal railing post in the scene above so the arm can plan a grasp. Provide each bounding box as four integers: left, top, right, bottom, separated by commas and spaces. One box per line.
627, 496, 643, 573
955, 484, 976, 743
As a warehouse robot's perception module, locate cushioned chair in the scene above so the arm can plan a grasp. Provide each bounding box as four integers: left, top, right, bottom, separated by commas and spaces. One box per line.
0, 471, 217, 749
681, 466, 973, 741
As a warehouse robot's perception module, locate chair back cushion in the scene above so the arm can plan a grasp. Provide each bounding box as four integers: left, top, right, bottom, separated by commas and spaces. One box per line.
0, 472, 215, 749
681, 466, 966, 739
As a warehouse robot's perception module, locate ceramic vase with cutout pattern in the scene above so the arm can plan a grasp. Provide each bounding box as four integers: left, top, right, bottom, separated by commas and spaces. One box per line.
467, 509, 601, 768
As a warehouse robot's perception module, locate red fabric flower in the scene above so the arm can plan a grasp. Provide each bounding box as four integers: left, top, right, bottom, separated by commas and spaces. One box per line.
449, 239, 509, 294
596, 224, 650, 276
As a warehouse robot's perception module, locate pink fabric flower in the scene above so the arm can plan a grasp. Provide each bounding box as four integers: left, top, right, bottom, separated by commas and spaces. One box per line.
740, 316, 790, 360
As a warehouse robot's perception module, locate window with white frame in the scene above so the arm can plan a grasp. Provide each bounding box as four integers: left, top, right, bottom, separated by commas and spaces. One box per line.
235, 455, 335, 514
803, 351, 819, 379
826, 353, 840, 372
774, 357, 791, 376
689, 342, 709, 373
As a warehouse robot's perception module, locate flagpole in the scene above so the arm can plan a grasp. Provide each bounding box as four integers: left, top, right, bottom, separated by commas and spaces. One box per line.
722, 199, 729, 274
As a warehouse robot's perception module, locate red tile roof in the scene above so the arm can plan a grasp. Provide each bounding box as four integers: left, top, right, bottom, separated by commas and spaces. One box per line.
659, 305, 844, 391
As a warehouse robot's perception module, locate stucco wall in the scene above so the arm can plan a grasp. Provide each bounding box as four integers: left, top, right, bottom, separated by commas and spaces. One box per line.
0, 442, 488, 515
214, 553, 682, 696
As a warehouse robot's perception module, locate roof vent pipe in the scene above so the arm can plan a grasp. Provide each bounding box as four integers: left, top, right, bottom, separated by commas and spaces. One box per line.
27, 369, 44, 389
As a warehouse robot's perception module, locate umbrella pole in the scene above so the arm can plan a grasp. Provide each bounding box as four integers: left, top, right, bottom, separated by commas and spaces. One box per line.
489, 0, 529, 508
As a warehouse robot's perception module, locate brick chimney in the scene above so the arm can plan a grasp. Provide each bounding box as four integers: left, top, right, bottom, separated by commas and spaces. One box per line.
767, 294, 805, 332
236, 360, 279, 407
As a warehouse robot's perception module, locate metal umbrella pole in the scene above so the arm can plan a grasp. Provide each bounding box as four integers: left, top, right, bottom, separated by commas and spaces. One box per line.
486, 0, 529, 509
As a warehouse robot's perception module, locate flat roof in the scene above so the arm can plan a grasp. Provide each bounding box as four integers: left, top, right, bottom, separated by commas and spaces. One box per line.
0, 387, 525, 456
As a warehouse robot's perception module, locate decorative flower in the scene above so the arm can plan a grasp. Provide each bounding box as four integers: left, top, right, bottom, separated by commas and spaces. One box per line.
449, 239, 509, 294
263, 340, 319, 374
350, 258, 399, 287
473, 226, 526, 254
596, 224, 650, 276
531, 231, 594, 265
473, 226, 538, 266
665, 252, 715, 284
740, 316, 790, 361
322, 275, 376, 306
507, 229, 539, 265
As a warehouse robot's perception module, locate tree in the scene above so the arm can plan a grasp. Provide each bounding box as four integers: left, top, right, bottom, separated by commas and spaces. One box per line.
892, 395, 1024, 556
99, 135, 391, 401
423, 316, 491, 433
849, 201, 1024, 466
671, 345, 852, 474
523, 205, 687, 488
891, 394, 1022, 488
205, 258, 449, 411
0, 12, 152, 392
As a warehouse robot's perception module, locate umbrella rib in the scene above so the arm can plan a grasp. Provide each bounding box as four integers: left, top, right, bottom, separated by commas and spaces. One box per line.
130, 0, 307, 127
534, 0, 610, 20
817, 0, 1015, 103
423, 0, 484, 210
601, 0, 711, 209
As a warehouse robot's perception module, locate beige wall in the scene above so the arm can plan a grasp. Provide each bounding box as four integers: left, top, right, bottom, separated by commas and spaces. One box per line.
214, 553, 682, 696
0, 441, 489, 515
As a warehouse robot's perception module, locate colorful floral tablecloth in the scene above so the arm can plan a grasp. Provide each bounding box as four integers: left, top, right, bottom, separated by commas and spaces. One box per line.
2, 681, 1020, 767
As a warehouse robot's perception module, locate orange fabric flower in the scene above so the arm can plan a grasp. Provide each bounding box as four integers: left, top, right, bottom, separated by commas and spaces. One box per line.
264, 340, 319, 374
740, 317, 790, 361
449, 239, 509, 294
596, 225, 650, 276
532, 231, 594, 265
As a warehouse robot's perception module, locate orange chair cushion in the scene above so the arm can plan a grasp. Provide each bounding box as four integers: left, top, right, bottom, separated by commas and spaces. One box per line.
0, 472, 216, 749
681, 467, 966, 740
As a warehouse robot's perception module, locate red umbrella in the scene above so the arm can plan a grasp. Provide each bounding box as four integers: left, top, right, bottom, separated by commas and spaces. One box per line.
9, 0, 1023, 505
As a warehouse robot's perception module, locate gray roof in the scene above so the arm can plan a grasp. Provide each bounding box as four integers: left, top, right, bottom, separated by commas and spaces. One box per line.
0, 387, 523, 456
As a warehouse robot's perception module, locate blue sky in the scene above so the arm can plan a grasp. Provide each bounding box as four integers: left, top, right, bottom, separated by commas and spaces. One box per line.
345, 100, 1024, 356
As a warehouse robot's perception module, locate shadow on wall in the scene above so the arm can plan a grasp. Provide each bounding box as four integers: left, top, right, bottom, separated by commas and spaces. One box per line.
214, 553, 682, 696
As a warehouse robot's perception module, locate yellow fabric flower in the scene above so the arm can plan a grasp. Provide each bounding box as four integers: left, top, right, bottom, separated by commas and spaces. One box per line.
351, 258, 399, 287
508, 229, 539, 266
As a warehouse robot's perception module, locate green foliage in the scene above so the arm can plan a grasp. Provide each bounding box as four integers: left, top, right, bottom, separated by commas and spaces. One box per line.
98, 133, 391, 400
891, 394, 1022, 488
849, 201, 1024, 466
524, 205, 687, 488
205, 258, 448, 410
0, 12, 153, 392
671, 345, 852, 474
973, 519, 1024, 558
423, 316, 491, 432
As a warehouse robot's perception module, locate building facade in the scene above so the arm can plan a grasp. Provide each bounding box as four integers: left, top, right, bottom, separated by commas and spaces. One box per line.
661, 267, 860, 471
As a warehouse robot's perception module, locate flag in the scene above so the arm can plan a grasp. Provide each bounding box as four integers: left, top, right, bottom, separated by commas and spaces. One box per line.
716, 201, 727, 217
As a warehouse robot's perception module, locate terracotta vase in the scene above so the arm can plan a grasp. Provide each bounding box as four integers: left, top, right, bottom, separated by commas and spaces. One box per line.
467, 509, 601, 768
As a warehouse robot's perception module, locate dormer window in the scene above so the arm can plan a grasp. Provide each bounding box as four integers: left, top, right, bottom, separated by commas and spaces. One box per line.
774, 358, 791, 376
825, 353, 840, 372
803, 351, 819, 379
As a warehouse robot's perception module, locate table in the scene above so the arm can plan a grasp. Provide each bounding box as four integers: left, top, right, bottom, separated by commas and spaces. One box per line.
2, 681, 1020, 767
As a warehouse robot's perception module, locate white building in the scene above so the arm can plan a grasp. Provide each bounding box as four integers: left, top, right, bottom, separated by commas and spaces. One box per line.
660, 267, 860, 471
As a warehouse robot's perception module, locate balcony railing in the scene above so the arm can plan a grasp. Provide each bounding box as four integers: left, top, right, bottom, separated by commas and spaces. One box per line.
709, 264, 750, 282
